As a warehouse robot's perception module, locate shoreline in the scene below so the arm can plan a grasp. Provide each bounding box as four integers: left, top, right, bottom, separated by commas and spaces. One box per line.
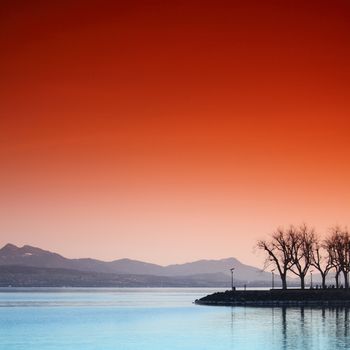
195, 289, 350, 307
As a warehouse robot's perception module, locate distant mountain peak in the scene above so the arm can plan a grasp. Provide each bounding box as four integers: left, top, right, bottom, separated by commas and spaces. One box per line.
0, 243, 50, 255
216, 257, 241, 264
0, 243, 19, 253
20, 245, 52, 254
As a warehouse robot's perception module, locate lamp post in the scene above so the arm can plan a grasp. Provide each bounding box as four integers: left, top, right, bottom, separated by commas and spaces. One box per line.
230, 267, 235, 291
310, 270, 314, 289
271, 269, 275, 290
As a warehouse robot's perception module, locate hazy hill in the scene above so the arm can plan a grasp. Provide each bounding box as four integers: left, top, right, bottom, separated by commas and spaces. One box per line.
0, 243, 275, 286
0, 244, 163, 275
0, 265, 240, 288
162, 258, 270, 281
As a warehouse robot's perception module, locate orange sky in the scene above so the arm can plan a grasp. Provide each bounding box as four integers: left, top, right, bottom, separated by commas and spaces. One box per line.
1, 0, 350, 266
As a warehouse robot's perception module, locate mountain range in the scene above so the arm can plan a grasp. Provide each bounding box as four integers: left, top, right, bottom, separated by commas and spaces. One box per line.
0, 243, 279, 287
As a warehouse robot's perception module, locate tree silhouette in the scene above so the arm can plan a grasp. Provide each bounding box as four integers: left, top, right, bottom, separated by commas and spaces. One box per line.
288, 224, 315, 289
257, 227, 294, 290
311, 234, 333, 289
258, 223, 350, 289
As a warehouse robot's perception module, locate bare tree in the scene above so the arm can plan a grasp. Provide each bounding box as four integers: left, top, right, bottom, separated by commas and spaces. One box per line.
257, 223, 350, 290
311, 235, 333, 289
327, 226, 350, 288
257, 227, 294, 290
288, 224, 315, 289
323, 233, 341, 288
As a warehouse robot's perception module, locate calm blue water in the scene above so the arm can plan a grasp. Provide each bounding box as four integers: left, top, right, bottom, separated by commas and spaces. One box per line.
0, 287, 349, 349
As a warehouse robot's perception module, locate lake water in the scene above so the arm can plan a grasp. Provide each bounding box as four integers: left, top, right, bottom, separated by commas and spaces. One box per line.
0, 287, 349, 349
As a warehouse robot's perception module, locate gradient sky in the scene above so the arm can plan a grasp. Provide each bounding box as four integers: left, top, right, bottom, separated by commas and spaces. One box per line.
1, 0, 350, 266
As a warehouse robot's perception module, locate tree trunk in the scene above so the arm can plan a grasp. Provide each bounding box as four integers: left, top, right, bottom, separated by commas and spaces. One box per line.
343, 270, 349, 289
300, 275, 305, 289
335, 270, 340, 288
321, 273, 326, 289
281, 275, 287, 290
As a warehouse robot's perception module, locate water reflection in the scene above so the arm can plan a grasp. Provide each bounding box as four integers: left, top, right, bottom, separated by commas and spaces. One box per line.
230, 306, 350, 350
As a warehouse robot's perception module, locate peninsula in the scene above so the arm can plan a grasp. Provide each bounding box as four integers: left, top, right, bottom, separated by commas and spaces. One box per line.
196, 224, 350, 307
195, 288, 350, 307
